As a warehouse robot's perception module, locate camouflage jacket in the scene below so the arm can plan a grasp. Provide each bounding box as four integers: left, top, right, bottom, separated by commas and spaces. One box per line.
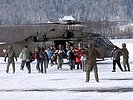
121, 47, 129, 59
87, 47, 98, 63
5, 49, 17, 60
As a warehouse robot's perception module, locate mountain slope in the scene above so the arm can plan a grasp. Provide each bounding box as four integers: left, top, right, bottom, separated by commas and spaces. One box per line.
0, 0, 133, 24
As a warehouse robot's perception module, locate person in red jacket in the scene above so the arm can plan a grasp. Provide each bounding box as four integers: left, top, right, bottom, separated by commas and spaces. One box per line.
74, 46, 82, 70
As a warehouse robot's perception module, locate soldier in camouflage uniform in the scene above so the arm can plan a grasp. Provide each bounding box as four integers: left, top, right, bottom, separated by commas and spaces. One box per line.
4, 45, 17, 73
121, 43, 130, 71
86, 43, 99, 82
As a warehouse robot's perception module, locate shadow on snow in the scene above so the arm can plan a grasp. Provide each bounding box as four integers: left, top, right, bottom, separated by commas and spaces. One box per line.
1, 87, 133, 93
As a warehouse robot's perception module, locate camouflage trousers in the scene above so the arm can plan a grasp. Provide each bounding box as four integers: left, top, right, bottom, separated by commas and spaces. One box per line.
6, 58, 15, 73
86, 61, 99, 82
123, 58, 130, 71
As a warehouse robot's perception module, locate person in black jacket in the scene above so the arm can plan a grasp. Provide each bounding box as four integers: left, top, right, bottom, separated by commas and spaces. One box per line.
68, 46, 76, 70
112, 46, 123, 72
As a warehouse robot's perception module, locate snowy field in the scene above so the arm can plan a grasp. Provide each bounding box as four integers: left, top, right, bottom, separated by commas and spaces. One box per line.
0, 39, 133, 100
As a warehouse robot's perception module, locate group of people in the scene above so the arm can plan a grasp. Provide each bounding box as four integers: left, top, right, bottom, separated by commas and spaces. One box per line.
4, 44, 66, 74
111, 43, 130, 72
3, 42, 130, 83
4, 45, 34, 74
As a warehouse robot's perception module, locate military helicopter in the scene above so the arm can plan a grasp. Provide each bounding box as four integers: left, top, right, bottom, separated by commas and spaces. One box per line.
0, 17, 114, 59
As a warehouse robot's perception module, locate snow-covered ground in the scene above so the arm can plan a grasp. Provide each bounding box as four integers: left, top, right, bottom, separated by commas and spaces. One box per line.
0, 39, 133, 100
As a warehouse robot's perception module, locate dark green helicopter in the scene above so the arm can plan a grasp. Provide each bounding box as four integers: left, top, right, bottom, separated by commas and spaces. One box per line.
0, 19, 114, 59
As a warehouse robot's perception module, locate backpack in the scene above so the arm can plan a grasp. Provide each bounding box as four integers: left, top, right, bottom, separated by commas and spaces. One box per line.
34, 52, 39, 59
29, 51, 35, 62
39, 52, 44, 59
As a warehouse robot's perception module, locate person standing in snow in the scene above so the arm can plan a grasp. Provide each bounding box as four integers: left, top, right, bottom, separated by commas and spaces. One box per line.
4, 45, 17, 73
86, 43, 99, 82
55, 45, 65, 69
121, 43, 130, 71
68, 46, 76, 70
75, 46, 82, 70
41, 47, 48, 73
45, 47, 53, 68
81, 46, 88, 72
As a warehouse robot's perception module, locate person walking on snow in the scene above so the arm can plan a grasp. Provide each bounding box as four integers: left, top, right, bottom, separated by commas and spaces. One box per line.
19, 46, 32, 73
111, 46, 123, 72
4, 45, 17, 73
121, 43, 130, 71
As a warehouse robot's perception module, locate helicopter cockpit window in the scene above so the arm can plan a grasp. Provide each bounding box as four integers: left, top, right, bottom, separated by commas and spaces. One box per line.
93, 40, 98, 47
98, 38, 114, 48
98, 38, 108, 48
104, 38, 114, 46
